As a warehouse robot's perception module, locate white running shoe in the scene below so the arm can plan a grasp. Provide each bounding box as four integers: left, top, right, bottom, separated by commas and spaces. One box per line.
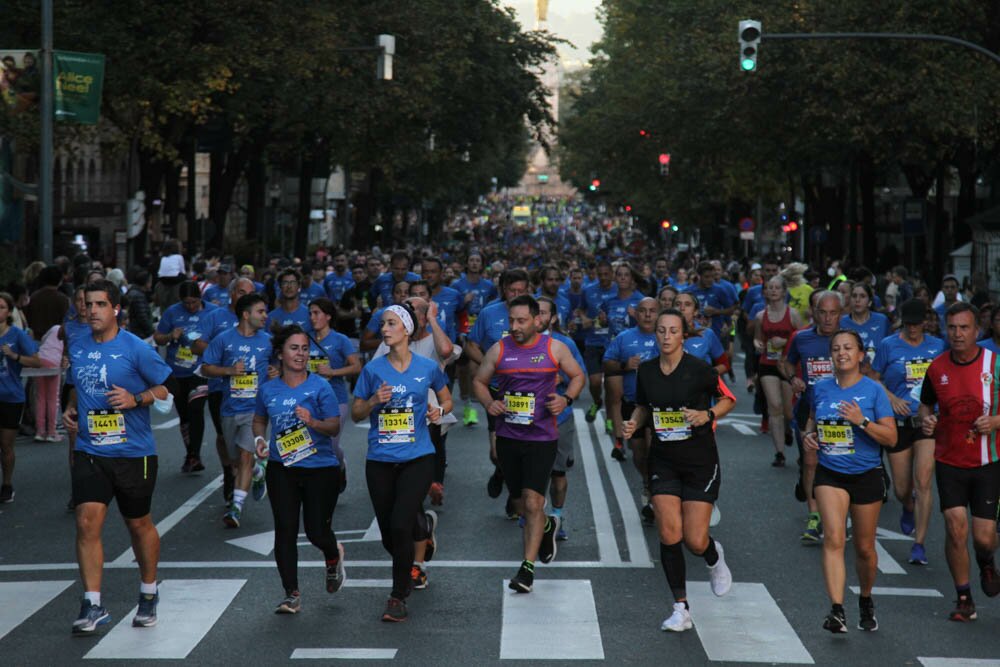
708, 541, 732, 597
660, 602, 693, 632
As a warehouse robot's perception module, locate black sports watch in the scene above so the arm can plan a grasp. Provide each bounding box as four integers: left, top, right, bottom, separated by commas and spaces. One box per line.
706, 408, 716, 424
564, 395, 575, 406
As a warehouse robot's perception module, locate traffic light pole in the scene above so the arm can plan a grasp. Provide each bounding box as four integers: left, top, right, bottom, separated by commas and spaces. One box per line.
762, 32, 1000, 66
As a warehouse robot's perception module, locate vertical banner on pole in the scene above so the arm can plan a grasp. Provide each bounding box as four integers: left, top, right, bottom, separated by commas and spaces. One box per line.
53, 50, 104, 125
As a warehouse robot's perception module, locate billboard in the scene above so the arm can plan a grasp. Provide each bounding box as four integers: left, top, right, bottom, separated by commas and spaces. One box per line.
1, 50, 39, 114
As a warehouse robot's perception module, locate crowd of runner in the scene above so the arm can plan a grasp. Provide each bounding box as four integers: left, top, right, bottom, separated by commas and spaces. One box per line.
1, 198, 999, 636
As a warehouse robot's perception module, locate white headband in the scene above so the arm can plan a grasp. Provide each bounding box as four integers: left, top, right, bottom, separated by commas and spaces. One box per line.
385, 305, 414, 335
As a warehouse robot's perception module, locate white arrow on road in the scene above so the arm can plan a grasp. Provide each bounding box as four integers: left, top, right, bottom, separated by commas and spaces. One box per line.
226, 519, 381, 556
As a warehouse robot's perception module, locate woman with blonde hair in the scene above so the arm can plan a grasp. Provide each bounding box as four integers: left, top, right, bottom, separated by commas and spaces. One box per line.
782, 263, 814, 324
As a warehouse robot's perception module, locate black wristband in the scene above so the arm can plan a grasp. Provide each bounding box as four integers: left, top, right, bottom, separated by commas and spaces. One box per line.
133, 392, 143, 408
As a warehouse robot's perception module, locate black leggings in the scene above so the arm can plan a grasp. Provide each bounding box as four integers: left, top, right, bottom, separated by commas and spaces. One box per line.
366, 455, 434, 600
266, 462, 341, 594
208, 391, 223, 440
168, 376, 206, 457
429, 423, 448, 484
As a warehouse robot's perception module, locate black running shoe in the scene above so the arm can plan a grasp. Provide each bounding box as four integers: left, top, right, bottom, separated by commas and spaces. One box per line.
822, 607, 847, 634
487, 468, 504, 499
539, 515, 560, 564
611, 439, 626, 462
981, 563, 1000, 598
772, 452, 785, 468
858, 597, 878, 632
381, 597, 407, 622
641, 503, 655, 525
794, 480, 806, 502
509, 562, 534, 593
949, 597, 977, 622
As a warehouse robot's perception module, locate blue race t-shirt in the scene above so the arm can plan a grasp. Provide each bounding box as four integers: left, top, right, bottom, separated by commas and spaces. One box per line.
201, 327, 273, 416
813, 376, 893, 474
156, 302, 214, 377
0, 327, 38, 403
603, 327, 658, 401
468, 300, 510, 353
267, 303, 312, 333
70, 329, 172, 457
323, 271, 355, 303
255, 373, 340, 468
684, 283, 737, 339
370, 271, 421, 307
582, 282, 618, 347
684, 326, 725, 366
299, 281, 326, 306
197, 307, 238, 393
552, 331, 585, 425
309, 330, 356, 404
430, 285, 463, 341
980, 338, 1000, 355
785, 327, 834, 403
873, 332, 945, 416
203, 284, 230, 308
601, 291, 643, 339
353, 354, 447, 463
452, 275, 497, 326
839, 312, 890, 362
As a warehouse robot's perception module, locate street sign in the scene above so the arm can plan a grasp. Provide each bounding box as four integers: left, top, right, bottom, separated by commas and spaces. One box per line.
740, 231, 755, 240
738, 217, 755, 232
902, 198, 926, 236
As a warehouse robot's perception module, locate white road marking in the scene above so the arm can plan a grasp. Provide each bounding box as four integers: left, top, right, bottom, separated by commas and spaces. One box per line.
84, 579, 245, 660
500, 579, 603, 660
687, 582, 814, 664
226, 530, 275, 556
361, 517, 381, 543
342, 579, 392, 588
732, 424, 757, 436
875, 540, 907, 574
0, 581, 72, 641
594, 428, 651, 565
292, 648, 397, 659
0, 559, 647, 572
919, 660, 1000, 667
152, 417, 180, 430
849, 586, 942, 597
110, 474, 223, 566
876, 526, 913, 541
574, 409, 621, 564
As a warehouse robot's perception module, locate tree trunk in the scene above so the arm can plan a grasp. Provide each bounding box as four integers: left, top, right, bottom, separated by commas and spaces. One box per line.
295, 153, 314, 260
135, 148, 165, 266
164, 163, 181, 239
208, 142, 251, 254
245, 151, 265, 252
858, 152, 877, 268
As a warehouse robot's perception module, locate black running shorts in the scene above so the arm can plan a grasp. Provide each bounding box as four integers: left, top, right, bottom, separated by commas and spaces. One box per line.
813, 464, 885, 505
935, 460, 1000, 520
72, 453, 158, 519
496, 436, 557, 498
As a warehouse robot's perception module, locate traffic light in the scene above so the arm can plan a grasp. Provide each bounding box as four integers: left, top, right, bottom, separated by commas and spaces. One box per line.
788, 221, 798, 232
589, 179, 600, 192
625, 205, 632, 212
738, 20, 761, 72
658, 153, 671, 176
671, 224, 679, 232
661, 220, 670, 230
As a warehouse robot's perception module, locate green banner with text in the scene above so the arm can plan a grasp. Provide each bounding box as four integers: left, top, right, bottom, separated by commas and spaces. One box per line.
53, 50, 104, 124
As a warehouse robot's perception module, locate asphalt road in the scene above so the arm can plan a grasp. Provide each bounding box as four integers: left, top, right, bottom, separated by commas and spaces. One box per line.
2, 368, 1000, 665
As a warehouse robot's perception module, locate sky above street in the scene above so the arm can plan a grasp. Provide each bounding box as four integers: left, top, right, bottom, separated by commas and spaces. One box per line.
503, 0, 602, 65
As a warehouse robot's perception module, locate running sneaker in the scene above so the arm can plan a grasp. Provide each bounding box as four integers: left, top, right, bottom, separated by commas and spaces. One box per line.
772, 452, 785, 468
899, 507, 915, 536
707, 541, 732, 596
508, 562, 534, 593
801, 513, 822, 544
505, 496, 520, 521
72, 600, 110, 635
424, 510, 438, 563
181, 455, 204, 474
794, 480, 806, 502
660, 602, 693, 632
462, 404, 478, 427
641, 503, 655, 525
428, 481, 444, 506
222, 505, 241, 528
251, 460, 267, 501
132, 592, 159, 627
980, 562, 1000, 598
381, 597, 408, 622
33, 433, 45, 442
949, 597, 977, 622
611, 439, 626, 462
487, 468, 504, 499
46, 434, 62, 443
585, 404, 599, 423
908, 542, 928, 565
275, 591, 301, 614
605, 418, 613, 435
556, 517, 568, 541
411, 565, 428, 590
539, 515, 560, 564
858, 597, 878, 632
760, 416, 769, 434
784, 428, 793, 445
822, 606, 848, 633
326, 543, 346, 593
0, 484, 14, 503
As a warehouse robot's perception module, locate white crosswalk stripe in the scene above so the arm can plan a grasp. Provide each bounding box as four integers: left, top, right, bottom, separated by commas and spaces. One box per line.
500, 579, 604, 660
0, 581, 72, 641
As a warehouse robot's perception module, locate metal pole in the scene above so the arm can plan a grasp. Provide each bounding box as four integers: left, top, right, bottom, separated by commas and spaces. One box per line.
763, 32, 1000, 66
39, 0, 54, 263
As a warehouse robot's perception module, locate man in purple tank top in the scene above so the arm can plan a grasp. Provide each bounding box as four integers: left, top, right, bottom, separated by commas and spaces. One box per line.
474, 295, 585, 593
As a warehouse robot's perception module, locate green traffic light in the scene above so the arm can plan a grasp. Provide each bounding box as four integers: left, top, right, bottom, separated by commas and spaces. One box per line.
671, 224, 679, 232
588, 185, 596, 191
741, 58, 756, 71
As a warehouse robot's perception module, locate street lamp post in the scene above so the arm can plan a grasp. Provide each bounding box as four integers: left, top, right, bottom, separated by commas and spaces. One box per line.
269, 183, 281, 262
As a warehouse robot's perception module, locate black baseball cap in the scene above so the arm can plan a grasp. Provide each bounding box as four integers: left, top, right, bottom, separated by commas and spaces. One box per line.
900, 298, 926, 325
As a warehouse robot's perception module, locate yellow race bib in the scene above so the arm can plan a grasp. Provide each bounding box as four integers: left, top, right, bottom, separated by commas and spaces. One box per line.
504, 391, 535, 425
87, 410, 127, 446
904, 359, 930, 384
378, 408, 416, 444
308, 357, 326, 374
817, 419, 855, 455
276, 423, 316, 465
175, 345, 196, 366
652, 408, 691, 442
230, 373, 258, 399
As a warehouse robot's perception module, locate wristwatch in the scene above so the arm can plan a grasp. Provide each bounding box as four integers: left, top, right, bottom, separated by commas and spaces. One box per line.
564, 395, 574, 406
133, 393, 143, 408
858, 417, 871, 430
706, 408, 716, 424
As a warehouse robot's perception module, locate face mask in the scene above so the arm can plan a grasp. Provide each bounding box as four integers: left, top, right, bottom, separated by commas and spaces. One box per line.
827, 267, 836, 277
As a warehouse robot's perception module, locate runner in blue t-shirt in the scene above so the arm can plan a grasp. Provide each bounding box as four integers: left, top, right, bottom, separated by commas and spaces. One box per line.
674, 291, 728, 373
419, 258, 463, 342
684, 261, 737, 341
370, 251, 421, 309
578, 262, 617, 426
64, 279, 172, 634
323, 250, 355, 303
839, 282, 890, 364
253, 324, 346, 613
201, 292, 273, 529
451, 254, 497, 427
872, 298, 946, 565
351, 302, 451, 622
361, 278, 413, 353
803, 329, 897, 634
0, 292, 41, 503
267, 268, 313, 334
153, 281, 215, 474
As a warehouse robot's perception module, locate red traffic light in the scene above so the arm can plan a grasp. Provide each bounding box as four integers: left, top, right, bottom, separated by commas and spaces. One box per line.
625, 205, 632, 212
661, 220, 670, 229
788, 221, 798, 231
658, 153, 671, 165
639, 129, 648, 137
591, 179, 601, 188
